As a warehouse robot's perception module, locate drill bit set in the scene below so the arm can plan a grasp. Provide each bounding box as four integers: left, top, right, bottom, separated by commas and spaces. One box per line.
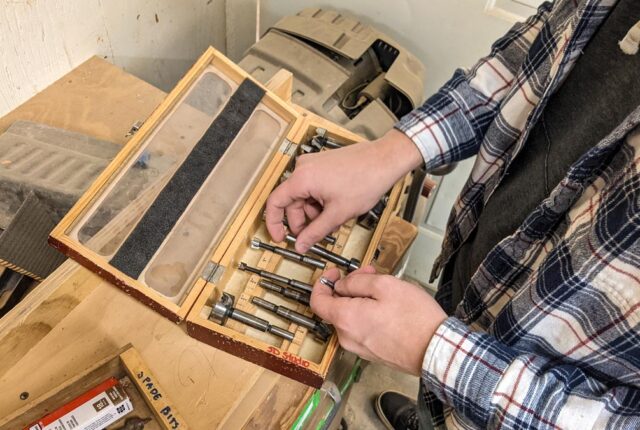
206, 130, 365, 345
184, 119, 402, 387
207, 230, 362, 344
299, 128, 345, 154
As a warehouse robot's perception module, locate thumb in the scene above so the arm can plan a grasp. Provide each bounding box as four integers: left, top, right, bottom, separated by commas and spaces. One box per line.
348, 265, 376, 276
295, 207, 343, 253
310, 268, 341, 321
335, 270, 383, 299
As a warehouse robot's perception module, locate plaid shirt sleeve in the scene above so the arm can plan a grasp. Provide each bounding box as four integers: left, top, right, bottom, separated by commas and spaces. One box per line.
423, 318, 640, 429
395, 3, 552, 171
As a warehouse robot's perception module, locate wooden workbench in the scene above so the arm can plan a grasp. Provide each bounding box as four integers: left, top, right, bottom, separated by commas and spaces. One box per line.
0, 57, 311, 428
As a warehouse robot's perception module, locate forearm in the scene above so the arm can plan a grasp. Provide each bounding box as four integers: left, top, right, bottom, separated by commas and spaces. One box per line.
423, 318, 640, 429
372, 128, 424, 179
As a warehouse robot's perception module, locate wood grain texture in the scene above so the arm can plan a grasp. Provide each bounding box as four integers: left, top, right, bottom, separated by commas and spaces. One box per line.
0, 277, 308, 428
0, 346, 126, 429
372, 215, 418, 275
120, 347, 189, 430
0, 260, 97, 378
0, 56, 165, 145
265, 69, 294, 103
0, 346, 167, 430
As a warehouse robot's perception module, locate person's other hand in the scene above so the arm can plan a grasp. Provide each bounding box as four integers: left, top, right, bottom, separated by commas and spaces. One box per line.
265, 129, 422, 253
310, 266, 447, 376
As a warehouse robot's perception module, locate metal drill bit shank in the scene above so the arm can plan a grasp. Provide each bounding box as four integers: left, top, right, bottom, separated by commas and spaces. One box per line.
251, 237, 326, 270
238, 262, 313, 293
251, 297, 332, 342
319, 277, 335, 290
285, 234, 360, 272
259, 279, 310, 306
209, 293, 295, 341
282, 219, 336, 245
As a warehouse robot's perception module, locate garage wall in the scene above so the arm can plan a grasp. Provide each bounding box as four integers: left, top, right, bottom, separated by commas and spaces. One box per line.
0, 0, 227, 117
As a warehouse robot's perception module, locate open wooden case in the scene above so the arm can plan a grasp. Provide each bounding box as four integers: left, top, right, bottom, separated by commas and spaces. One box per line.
49, 47, 403, 387
0, 345, 187, 430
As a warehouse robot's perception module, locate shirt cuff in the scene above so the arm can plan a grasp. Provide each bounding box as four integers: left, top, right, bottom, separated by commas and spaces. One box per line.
394, 111, 447, 170
421, 317, 518, 427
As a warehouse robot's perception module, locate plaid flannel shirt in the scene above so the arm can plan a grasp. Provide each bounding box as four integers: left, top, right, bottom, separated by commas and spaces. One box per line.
395, 0, 640, 428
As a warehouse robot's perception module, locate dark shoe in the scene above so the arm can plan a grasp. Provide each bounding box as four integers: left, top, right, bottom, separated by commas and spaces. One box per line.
374, 390, 420, 430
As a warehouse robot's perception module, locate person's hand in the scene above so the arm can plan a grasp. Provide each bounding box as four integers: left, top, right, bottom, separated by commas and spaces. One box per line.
311, 266, 447, 376
265, 129, 422, 253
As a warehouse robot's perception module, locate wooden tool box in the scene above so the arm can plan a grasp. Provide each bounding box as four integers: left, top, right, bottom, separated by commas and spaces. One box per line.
49, 47, 405, 388
0, 345, 186, 430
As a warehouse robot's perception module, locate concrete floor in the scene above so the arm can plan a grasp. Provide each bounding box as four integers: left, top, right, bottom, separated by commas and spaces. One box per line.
343, 362, 419, 429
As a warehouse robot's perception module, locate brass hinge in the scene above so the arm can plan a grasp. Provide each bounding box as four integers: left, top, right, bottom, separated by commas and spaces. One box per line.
201, 262, 225, 283
279, 138, 297, 155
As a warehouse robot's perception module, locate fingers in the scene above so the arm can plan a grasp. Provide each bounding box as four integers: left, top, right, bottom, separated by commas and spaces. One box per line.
303, 199, 323, 221
295, 208, 342, 253
285, 200, 306, 235
334, 267, 384, 299
310, 268, 343, 323
286, 197, 324, 235
311, 267, 379, 319
342, 265, 376, 277
265, 180, 308, 242
319, 267, 341, 284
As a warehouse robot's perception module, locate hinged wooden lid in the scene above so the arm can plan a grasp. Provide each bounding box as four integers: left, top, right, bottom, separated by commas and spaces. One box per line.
49, 47, 304, 322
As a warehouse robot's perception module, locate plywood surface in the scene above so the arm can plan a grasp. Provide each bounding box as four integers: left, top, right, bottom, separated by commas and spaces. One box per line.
0, 56, 166, 145
0, 57, 165, 377
371, 215, 418, 275
0, 60, 308, 427
0, 282, 303, 427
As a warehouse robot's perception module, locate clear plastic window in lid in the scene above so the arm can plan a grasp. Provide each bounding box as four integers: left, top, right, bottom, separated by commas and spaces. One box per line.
66, 66, 291, 304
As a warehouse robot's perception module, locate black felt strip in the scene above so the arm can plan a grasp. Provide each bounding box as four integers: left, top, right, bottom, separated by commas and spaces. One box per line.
110, 79, 265, 279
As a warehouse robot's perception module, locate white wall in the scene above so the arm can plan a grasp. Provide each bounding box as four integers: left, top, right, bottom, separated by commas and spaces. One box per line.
0, 0, 227, 117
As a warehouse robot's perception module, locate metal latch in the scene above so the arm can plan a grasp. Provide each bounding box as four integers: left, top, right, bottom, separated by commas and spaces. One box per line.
125, 120, 144, 138
201, 262, 225, 283
279, 138, 297, 155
